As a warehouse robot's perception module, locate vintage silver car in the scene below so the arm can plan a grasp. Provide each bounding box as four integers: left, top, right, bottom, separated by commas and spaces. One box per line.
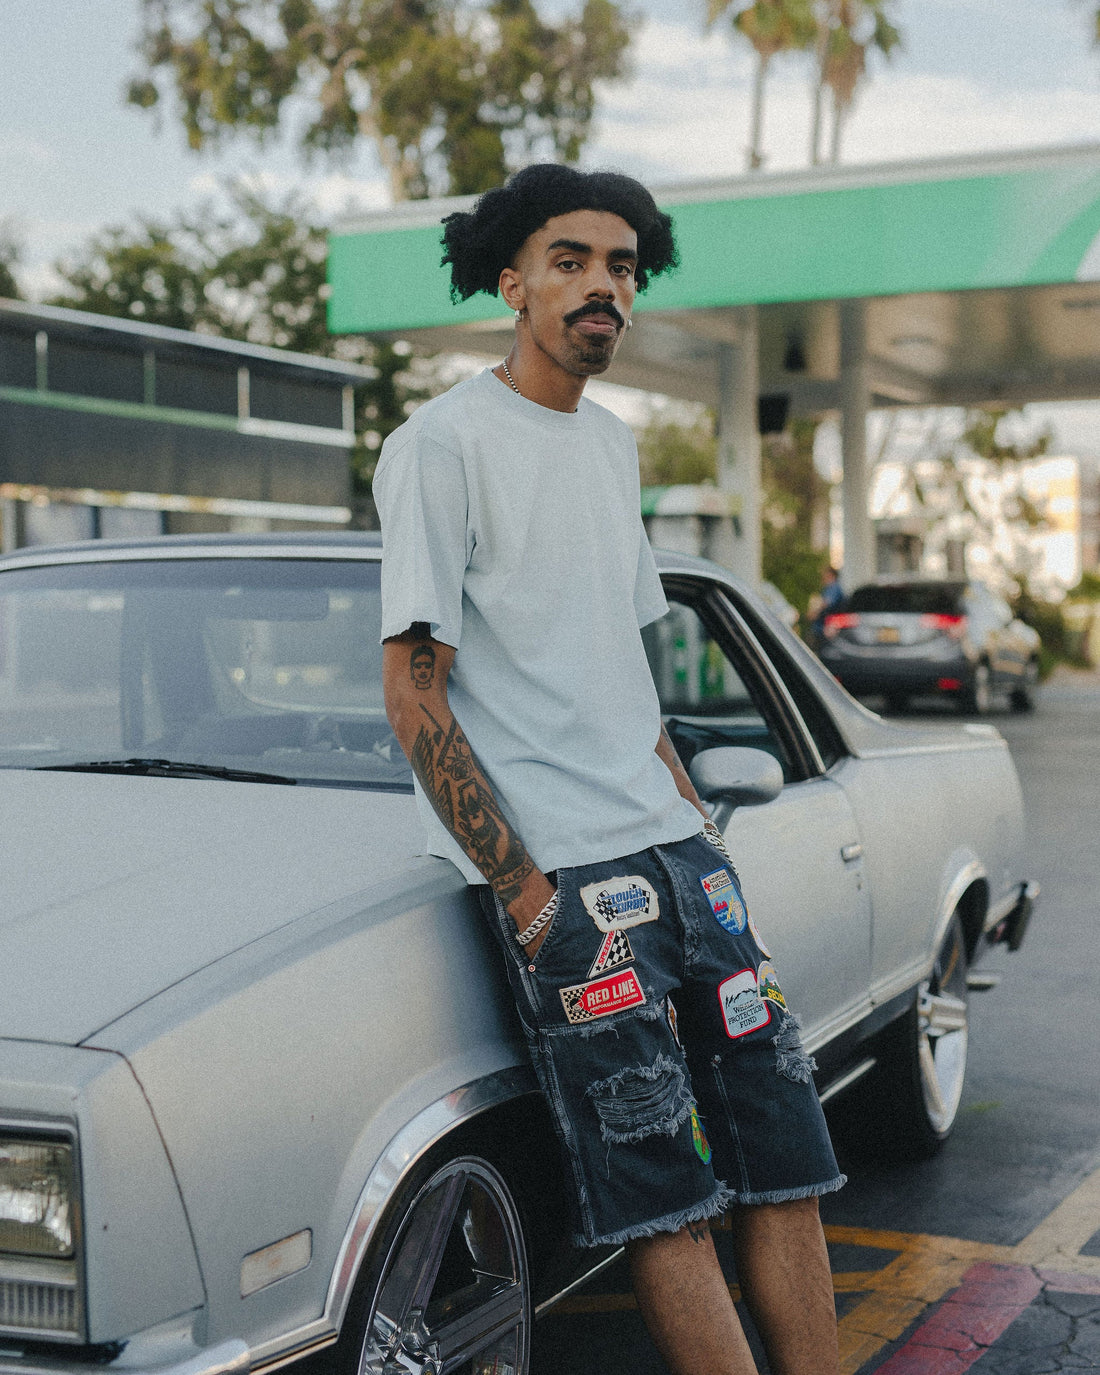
0, 533, 1035, 1375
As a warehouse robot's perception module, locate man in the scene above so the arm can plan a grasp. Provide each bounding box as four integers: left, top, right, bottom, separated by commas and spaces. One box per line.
376, 163, 844, 1375
810, 566, 845, 647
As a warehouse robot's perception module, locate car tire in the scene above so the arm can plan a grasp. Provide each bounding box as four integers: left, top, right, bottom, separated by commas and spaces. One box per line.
875, 914, 970, 1159
960, 661, 992, 715
1010, 658, 1040, 713
335, 1153, 531, 1375
883, 693, 909, 714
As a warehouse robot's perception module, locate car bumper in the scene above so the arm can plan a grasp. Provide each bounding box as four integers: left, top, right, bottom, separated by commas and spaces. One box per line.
0, 1340, 250, 1375
820, 651, 972, 697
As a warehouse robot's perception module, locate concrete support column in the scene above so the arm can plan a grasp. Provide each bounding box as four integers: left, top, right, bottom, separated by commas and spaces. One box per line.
711, 306, 762, 585
839, 298, 875, 589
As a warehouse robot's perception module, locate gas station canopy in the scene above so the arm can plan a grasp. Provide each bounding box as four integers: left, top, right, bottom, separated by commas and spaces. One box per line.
327, 143, 1100, 584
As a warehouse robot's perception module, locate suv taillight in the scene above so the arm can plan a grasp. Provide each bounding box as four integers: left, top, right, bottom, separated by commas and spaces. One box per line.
823, 612, 858, 638
921, 613, 967, 639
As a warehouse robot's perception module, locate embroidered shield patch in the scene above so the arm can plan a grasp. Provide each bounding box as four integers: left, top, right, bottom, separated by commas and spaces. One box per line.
757, 959, 787, 1009
700, 867, 747, 934
579, 875, 660, 931
748, 911, 771, 957
717, 968, 772, 1040
560, 968, 646, 1024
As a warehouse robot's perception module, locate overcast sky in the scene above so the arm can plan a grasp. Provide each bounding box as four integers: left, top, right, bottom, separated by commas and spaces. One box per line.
4, 0, 1100, 448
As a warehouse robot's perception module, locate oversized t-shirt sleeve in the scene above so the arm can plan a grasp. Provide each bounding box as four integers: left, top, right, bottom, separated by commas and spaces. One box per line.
374, 429, 470, 648
633, 515, 669, 629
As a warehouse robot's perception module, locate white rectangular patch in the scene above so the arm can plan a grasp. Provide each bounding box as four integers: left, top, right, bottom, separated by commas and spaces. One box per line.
579, 875, 660, 931
717, 968, 772, 1040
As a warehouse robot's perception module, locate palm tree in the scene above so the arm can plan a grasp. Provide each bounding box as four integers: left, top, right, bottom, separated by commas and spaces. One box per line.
809, 0, 901, 165
708, 0, 817, 171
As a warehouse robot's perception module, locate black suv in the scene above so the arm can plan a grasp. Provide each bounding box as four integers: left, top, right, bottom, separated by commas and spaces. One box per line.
818, 578, 1041, 713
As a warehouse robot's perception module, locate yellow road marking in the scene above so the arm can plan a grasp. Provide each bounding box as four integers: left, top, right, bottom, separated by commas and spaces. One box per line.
546, 1160, 1100, 1375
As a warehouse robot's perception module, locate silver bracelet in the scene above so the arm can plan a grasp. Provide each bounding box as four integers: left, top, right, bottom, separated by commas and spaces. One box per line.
514, 889, 559, 946
703, 817, 733, 860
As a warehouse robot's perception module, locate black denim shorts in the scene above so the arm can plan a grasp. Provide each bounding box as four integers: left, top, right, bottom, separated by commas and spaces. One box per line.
480, 830, 845, 1247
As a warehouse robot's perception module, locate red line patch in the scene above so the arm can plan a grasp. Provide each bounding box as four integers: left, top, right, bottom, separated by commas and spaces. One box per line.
560, 968, 646, 1025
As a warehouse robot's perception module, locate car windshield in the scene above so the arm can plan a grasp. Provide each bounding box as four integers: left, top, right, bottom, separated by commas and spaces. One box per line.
0, 555, 414, 790
846, 583, 965, 616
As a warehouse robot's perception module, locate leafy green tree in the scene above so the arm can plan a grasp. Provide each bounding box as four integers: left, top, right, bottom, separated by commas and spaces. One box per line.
809, 0, 901, 165
128, 0, 635, 200
0, 222, 23, 299
760, 416, 832, 615
48, 187, 431, 506
637, 416, 718, 487
706, 0, 816, 171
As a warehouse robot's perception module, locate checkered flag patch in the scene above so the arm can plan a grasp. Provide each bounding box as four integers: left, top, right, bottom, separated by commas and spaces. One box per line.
594, 882, 649, 923
588, 928, 634, 978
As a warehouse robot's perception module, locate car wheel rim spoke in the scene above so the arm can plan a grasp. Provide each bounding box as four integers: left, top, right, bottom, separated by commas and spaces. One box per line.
361, 1160, 529, 1375
917, 974, 969, 1134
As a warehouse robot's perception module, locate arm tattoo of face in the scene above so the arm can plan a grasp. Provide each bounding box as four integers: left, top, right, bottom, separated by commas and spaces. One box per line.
412, 705, 534, 905
408, 641, 436, 690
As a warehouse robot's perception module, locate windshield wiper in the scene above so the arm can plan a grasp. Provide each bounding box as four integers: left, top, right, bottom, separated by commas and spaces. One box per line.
35, 757, 297, 785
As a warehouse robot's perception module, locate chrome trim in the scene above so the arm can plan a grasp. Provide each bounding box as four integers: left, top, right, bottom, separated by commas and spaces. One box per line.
534, 1247, 625, 1319
932, 860, 986, 956
247, 1065, 537, 1370
818, 1058, 877, 1106
0, 541, 383, 571
800, 997, 874, 1057
0, 1338, 249, 1375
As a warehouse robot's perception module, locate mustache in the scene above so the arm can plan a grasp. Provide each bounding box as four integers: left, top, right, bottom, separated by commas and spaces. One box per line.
563, 301, 625, 329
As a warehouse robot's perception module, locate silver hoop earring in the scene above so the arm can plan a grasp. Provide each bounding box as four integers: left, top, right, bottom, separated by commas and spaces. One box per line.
626, 317, 633, 330
514, 309, 523, 323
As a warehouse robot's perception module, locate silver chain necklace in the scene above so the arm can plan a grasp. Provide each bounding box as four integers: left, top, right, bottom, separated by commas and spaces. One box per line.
501, 358, 522, 396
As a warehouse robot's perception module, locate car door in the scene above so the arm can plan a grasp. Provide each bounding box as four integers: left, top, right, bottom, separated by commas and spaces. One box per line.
646, 576, 872, 1047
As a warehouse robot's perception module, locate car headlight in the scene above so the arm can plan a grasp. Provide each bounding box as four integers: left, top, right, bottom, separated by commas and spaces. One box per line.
0, 1134, 83, 1340
0, 1139, 75, 1257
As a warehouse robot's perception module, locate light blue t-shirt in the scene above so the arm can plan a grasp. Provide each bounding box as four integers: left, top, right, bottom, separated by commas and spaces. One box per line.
374, 367, 702, 882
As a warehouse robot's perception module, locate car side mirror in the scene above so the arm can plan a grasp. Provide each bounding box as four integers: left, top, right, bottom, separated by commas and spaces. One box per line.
688, 746, 784, 822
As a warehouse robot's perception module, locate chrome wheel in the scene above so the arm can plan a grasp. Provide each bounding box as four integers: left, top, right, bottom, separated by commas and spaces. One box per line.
354, 1157, 529, 1375
872, 913, 970, 1159
916, 935, 969, 1136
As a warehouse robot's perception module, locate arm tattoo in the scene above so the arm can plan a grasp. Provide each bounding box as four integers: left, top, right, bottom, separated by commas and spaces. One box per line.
686, 1219, 710, 1244
411, 704, 534, 905
408, 641, 436, 690
659, 722, 687, 773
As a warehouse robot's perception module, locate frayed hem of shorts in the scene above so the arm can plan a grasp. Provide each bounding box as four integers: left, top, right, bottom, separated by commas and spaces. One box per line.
731, 1174, 847, 1207
572, 1183, 736, 1249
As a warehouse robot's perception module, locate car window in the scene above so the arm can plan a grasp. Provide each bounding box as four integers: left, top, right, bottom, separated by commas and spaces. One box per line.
846, 583, 964, 615
0, 557, 412, 790
643, 595, 798, 782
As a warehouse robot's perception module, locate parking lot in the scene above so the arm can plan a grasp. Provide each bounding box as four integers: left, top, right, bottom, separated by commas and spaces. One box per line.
530, 668, 1100, 1374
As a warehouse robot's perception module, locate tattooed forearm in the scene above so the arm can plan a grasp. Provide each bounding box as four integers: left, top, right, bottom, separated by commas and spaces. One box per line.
658, 722, 686, 773
412, 704, 535, 905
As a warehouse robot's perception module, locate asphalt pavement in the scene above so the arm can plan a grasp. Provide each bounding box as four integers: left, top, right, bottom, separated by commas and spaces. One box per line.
531, 666, 1100, 1374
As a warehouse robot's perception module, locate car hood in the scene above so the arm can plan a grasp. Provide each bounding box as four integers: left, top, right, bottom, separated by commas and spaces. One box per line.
1, 770, 435, 1045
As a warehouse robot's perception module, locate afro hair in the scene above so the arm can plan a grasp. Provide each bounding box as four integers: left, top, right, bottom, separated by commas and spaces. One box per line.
440, 164, 678, 304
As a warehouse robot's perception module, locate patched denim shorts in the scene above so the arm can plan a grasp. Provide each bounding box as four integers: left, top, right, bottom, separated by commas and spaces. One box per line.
479, 830, 845, 1247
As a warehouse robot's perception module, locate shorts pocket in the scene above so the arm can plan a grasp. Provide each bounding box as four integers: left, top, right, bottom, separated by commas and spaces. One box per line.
494, 884, 566, 971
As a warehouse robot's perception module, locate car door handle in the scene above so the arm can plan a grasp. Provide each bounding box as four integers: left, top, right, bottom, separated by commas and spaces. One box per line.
841, 842, 862, 863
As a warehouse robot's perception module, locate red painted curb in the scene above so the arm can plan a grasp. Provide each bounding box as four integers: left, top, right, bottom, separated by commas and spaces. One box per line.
869, 1262, 1043, 1374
